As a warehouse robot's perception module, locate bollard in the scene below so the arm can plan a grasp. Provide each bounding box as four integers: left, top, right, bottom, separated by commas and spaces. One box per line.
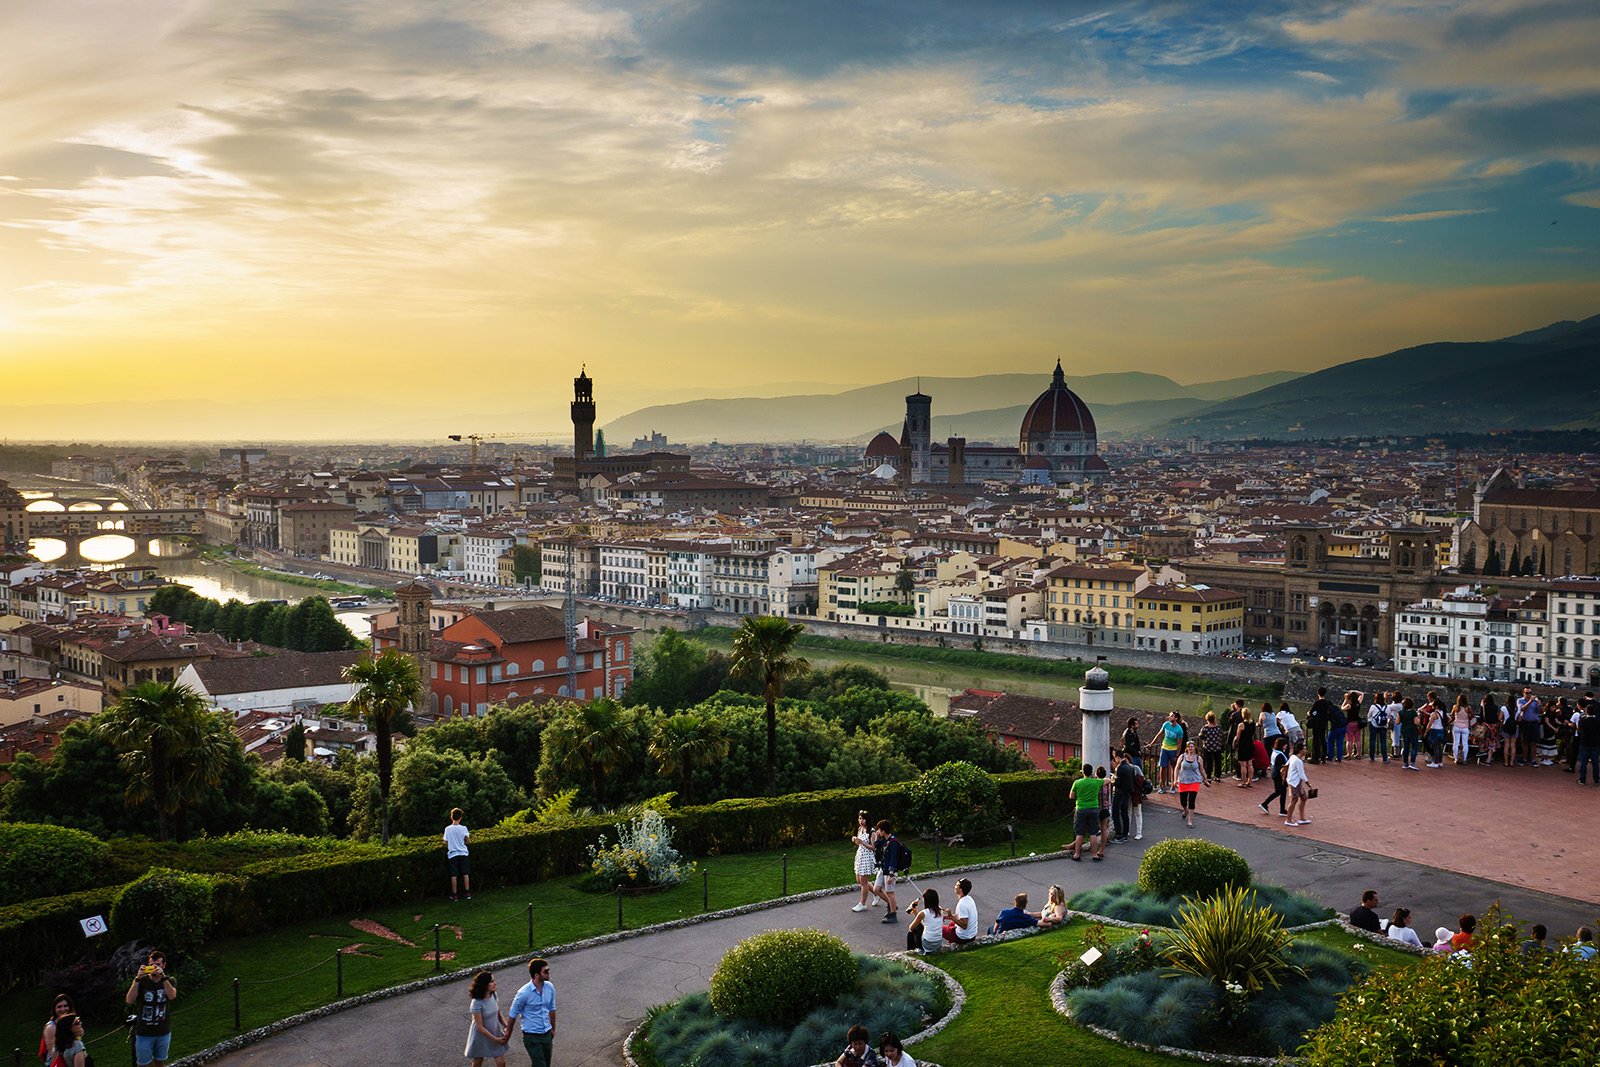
702, 869, 709, 912
935, 827, 941, 871
233, 977, 241, 1030
434, 924, 442, 972
782, 854, 788, 896
1009, 822, 1016, 858
337, 950, 343, 997
15, 1047, 23, 1067
527, 902, 534, 950
616, 888, 624, 931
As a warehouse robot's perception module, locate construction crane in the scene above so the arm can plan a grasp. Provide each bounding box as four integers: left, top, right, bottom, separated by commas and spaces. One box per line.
446, 431, 562, 475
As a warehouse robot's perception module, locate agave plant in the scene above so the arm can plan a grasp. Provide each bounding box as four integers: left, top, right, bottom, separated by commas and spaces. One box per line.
1163, 884, 1304, 993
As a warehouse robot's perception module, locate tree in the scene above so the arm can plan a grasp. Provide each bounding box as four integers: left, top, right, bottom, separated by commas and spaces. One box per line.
96, 681, 220, 842
1483, 541, 1502, 577
625, 629, 711, 711
1460, 543, 1477, 574
648, 711, 729, 805
343, 649, 424, 843
283, 721, 307, 761
730, 616, 810, 795
511, 545, 541, 584
1508, 545, 1523, 577
594, 429, 607, 457
895, 559, 916, 602
243, 601, 276, 641
378, 747, 526, 837
538, 699, 633, 809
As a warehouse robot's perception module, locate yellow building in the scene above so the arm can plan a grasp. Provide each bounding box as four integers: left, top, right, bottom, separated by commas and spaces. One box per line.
1132, 583, 1245, 656
819, 559, 905, 621
1043, 560, 1147, 646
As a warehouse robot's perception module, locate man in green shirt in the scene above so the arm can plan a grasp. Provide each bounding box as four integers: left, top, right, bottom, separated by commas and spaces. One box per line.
1065, 769, 1105, 861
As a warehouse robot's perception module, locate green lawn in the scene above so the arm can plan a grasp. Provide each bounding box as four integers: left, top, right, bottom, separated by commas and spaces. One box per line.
3, 816, 1077, 1062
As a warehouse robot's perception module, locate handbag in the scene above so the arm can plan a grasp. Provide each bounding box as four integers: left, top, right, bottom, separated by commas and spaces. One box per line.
1306, 786, 1319, 800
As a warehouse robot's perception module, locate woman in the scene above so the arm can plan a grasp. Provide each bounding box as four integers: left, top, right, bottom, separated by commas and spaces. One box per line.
1345, 691, 1364, 757
1129, 760, 1145, 842
850, 811, 879, 912
879, 1032, 917, 1067
1121, 716, 1142, 763
1197, 711, 1225, 783
1277, 701, 1303, 746
1233, 710, 1256, 787
1329, 692, 1351, 763
40, 994, 75, 1065
1258, 737, 1290, 817
1175, 740, 1205, 828
906, 888, 944, 954
464, 970, 509, 1067
1387, 908, 1423, 948
1450, 695, 1474, 765
1039, 884, 1068, 927
1284, 739, 1311, 826
1398, 696, 1420, 769
1258, 700, 1282, 748
51, 1014, 85, 1067
1422, 692, 1447, 768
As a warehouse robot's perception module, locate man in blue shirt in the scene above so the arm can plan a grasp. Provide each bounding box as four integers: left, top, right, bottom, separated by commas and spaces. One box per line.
990, 892, 1039, 934
507, 957, 556, 1067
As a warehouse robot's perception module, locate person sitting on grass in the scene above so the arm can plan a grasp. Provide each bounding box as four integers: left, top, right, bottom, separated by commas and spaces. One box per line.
905, 889, 944, 955
837, 1024, 883, 1067
990, 892, 1040, 935
1386, 908, 1423, 948
1038, 884, 1068, 928
878, 1032, 916, 1067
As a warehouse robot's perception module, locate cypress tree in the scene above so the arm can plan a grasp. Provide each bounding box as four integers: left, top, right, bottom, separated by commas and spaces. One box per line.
1483, 541, 1502, 577
1461, 543, 1477, 574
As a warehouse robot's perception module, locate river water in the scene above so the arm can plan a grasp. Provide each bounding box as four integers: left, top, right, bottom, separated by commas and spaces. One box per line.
156, 559, 374, 640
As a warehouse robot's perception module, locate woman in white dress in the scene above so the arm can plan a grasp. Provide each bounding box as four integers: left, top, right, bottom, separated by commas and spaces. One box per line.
850, 811, 880, 912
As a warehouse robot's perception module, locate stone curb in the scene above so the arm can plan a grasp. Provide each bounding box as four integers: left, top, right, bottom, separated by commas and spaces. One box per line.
165, 849, 1074, 1066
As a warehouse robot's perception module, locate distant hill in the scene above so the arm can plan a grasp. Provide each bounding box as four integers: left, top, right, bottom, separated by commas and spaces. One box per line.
1155, 314, 1600, 440
601, 369, 1301, 444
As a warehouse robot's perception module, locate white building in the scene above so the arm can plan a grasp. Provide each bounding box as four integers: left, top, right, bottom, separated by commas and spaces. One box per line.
178, 650, 362, 716
1548, 577, 1600, 688
949, 593, 982, 637
598, 541, 651, 602
1394, 586, 1517, 682
463, 530, 517, 586
666, 543, 726, 609
1514, 592, 1548, 684
712, 535, 777, 616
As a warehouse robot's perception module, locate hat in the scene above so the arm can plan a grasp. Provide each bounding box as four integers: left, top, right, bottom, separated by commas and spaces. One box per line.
1435, 927, 1453, 943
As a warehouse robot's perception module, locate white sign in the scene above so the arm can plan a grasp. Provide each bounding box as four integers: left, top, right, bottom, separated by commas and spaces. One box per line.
1079, 946, 1102, 966
80, 914, 107, 938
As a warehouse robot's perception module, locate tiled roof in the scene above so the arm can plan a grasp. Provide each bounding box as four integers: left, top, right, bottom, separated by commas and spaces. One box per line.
189, 649, 363, 695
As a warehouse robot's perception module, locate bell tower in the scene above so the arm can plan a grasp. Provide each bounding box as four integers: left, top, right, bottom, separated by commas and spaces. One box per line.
395, 581, 433, 690
572, 366, 596, 461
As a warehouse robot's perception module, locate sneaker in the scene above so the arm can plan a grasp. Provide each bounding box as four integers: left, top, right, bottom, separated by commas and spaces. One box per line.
1540, 760, 1554, 766
465, 894, 473, 900
1134, 834, 1142, 841
852, 903, 868, 912
881, 913, 898, 924
448, 894, 459, 901
1258, 803, 1269, 814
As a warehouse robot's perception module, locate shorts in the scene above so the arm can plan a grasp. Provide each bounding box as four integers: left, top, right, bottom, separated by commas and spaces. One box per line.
1519, 722, 1541, 744
875, 869, 899, 890
1158, 748, 1179, 768
136, 1032, 172, 1066
1073, 809, 1100, 837
448, 854, 471, 879
1291, 782, 1309, 799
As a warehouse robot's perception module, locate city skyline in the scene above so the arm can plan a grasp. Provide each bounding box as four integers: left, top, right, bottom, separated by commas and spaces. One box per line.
3, 0, 1598, 438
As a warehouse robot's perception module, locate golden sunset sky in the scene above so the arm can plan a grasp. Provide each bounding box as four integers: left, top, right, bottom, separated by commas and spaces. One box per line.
2, 0, 1597, 439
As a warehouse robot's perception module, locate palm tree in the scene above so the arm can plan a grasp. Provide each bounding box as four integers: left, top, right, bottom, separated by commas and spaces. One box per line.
648, 711, 730, 806
97, 681, 216, 842
543, 699, 631, 808
730, 615, 809, 795
344, 649, 424, 844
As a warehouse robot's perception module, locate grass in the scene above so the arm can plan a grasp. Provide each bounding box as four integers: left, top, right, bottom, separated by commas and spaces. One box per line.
0, 814, 1079, 1062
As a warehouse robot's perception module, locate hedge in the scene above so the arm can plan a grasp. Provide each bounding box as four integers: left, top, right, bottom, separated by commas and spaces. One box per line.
0, 769, 1070, 994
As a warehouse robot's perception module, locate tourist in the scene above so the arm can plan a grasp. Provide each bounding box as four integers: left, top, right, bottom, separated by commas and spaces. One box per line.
1569, 927, 1597, 961
1521, 924, 1552, 956
837, 1024, 883, 1067
1258, 737, 1290, 817
1308, 687, 1335, 764
1097, 765, 1113, 845
1421, 691, 1447, 769
850, 811, 880, 912
1039, 885, 1068, 927
873, 820, 905, 924
445, 807, 473, 901
1283, 740, 1311, 827
1345, 690, 1364, 757
51, 1014, 85, 1067
1129, 760, 1146, 841
1516, 687, 1543, 765
1450, 914, 1477, 951
464, 970, 510, 1067
1431, 927, 1456, 953
1387, 908, 1423, 948
1258, 700, 1282, 755
506, 958, 556, 1067
125, 949, 177, 1067
991, 892, 1040, 934
1157, 711, 1185, 793
1110, 751, 1137, 842
1197, 711, 1226, 784
1366, 692, 1391, 763
1329, 691, 1351, 763
1175, 740, 1205, 828
1478, 692, 1502, 764
1448, 695, 1474, 766
1232, 708, 1256, 788
1277, 701, 1303, 746
878, 1032, 916, 1067
1065, 768, 1104, 861
39, 993, 76, 1065
941, 878, 980, 944
1499, 698, 1517, 767
906, 889, 944, 954
1398, 696, 1420, 770
1574, 695, 1600, 785
1348, 890, 1382, 934
1121, 716, 1142, 764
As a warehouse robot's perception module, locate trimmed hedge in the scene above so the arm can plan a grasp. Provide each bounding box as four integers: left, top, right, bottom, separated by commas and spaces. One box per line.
0, 886, 121, 995
1136, 839, 1252, 901
0, 823, 111, 906
709, 929, 857, 1025
111, 868, 217, 958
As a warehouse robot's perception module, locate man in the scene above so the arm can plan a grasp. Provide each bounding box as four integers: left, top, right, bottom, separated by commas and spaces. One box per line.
507, 958, 557, 1067
837, 1024, 884, 1067
942, 877, 979, 944
1577, 697, 1600, 785
1065, 767, 1105, 861
1308, 687, 1335, 764
991, 892, 1039, 934
1157, 711, 1185, 792
125, 949, 177, 1067
1111, 750, 1137, 842
1569, 927, 1596, 961
873, 820, 904, 924
1385, 691, 1405, 760
1348, 890, 1382, 934
1521, 924, 1552, 956
1516, 687, 1543, 766
1366, 694, 1391, 763
444, 806, 472, 901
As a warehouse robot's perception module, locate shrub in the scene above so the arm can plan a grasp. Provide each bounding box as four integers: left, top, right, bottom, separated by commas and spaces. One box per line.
905, 760, 1009, 842
585, 808, 693, 891
111, 868, 217, 959
0, 822, 111, 906
1136, 839, 1250, 901
1162, 886, 1301, 994
1070, 880, 1331, 928
708, 929, 857, 1026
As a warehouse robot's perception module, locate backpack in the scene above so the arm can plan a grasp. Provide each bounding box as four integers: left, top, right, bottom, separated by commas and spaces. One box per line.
885, 837, 912, 873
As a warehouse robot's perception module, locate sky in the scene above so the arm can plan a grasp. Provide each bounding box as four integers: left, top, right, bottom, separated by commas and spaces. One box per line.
2, 0, 1598, 439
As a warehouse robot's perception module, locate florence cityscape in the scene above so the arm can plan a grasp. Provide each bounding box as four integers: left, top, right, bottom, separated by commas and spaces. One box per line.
3, 2, 1599, 1066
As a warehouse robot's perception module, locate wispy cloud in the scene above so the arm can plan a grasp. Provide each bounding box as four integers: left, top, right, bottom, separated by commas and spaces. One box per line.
1371, 208, 1495, 223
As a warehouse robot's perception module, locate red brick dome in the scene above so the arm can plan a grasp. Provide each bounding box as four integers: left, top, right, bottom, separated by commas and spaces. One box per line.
1020, 360, 1096, 439
864, 431, 900, 459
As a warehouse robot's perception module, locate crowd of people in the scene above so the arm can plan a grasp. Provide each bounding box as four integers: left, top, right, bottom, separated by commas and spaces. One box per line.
1345, 889, 1596, 961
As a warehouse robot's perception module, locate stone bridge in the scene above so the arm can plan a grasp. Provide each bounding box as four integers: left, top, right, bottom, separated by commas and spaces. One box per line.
24, 508, 206, 563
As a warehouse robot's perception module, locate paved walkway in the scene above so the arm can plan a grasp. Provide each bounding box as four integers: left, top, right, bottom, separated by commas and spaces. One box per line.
208, 775, 1598, 1067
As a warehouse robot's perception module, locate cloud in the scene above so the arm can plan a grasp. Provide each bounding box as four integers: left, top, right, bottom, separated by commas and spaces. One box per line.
1565, 190, 1600, 209
1294, 70, 1341, 84
1370, 208, 1494, 223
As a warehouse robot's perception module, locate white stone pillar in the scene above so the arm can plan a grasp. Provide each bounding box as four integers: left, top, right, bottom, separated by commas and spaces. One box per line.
1079, 658, 1114, 773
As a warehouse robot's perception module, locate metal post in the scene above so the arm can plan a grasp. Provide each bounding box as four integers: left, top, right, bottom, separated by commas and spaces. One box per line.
434, 924, 442, 971
232, 977, 241, 1030
15, 1047, 23, 1067
935, 827, 941, 871
782, 854, 788, 896
337, 950, 344, 997
527, 902, 534, 949
616, 888, 624, 931
702, 869, 709, 912
1010, 822, 1017, 858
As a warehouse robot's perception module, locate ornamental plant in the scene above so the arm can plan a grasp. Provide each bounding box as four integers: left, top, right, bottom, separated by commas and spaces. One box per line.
708, 929, 857, 1025
585, 808, 692, 890
1136, 838, 1251, 901
1162, 885, 1301, 994
905, 759, 1008, 842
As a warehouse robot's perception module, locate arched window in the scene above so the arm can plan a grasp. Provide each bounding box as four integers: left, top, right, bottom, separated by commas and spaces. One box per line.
557, 656, 568, 670
558, 685, 570, 697
532, 659, 544, 673
443, 694, 454, 716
